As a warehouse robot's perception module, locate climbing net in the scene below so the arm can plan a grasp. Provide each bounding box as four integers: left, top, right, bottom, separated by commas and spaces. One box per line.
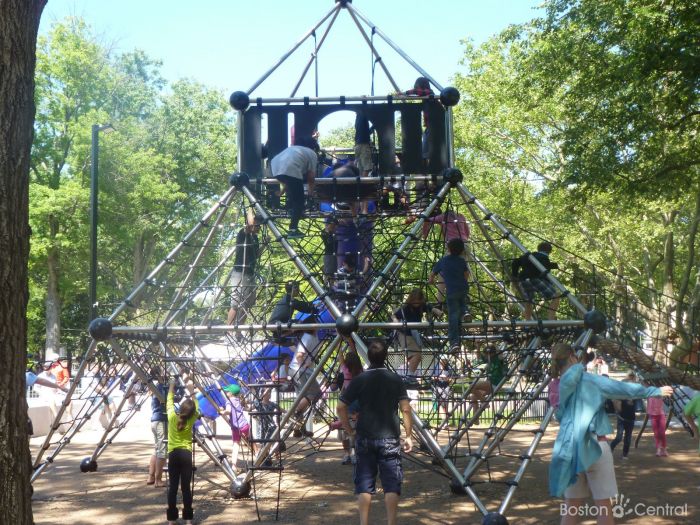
30, 169, 624, 517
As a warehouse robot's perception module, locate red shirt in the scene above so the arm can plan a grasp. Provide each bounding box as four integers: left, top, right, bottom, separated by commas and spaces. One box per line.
51, 363, 70, 387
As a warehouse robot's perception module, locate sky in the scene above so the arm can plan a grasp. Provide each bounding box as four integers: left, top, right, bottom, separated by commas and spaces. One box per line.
39, 0, 542, 132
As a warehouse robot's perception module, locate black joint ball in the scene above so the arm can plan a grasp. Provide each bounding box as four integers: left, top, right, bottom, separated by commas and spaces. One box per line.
88, 318, 112, 341
440, 86, 460, 107
449, 479, 467, 495
482, 512, 509, 525
336, 0, 352, 6
231, 478, 251, 499
229, 90, 250, 111
229, 172, 250, 189
442, 168, 463, 185
335, 313, 358, 336
80, 457, 97, 473
583, 309, 607, 334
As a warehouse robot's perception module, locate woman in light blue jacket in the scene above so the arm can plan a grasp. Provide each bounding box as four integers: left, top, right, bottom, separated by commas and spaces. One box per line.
548, 343, 672, 525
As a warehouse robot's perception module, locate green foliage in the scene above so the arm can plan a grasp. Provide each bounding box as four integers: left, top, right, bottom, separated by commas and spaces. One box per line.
519, 0, 699, 195
451, 0, 700, 350
28, 17, 237, 356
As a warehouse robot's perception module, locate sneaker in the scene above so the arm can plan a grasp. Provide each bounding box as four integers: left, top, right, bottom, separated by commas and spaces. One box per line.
341, 455, 352, 465
655, 448, 661, 457
287, 229, 304, 239
621, 456, 629, 460
660, 448, 668, 457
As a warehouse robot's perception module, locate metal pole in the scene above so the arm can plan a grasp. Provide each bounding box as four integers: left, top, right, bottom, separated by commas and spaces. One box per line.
89, 124, 99, 322
289, 7, 340, 99
346, 2, 444, 92
345, 6, 401, 93
246, 3, 341, 95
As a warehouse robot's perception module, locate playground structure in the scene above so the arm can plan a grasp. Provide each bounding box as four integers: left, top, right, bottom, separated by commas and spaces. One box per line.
31, 2, 699, 523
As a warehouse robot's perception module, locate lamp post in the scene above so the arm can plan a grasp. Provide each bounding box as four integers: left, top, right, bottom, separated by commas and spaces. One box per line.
89, 123, 114, 323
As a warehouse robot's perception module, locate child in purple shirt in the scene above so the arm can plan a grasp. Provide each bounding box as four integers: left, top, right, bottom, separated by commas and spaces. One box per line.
221, 383, 250, 469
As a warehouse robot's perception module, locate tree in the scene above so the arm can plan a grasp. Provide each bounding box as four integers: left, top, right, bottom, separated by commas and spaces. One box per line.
31, 18, 124, 357
0, 1, 46, 522
28, 19, 238, 353
521, 0, 700, 196
452, 1, 700, 364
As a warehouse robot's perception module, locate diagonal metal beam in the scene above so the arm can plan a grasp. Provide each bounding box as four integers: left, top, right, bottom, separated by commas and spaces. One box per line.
289, 7, 341, 98
345, 2, 443, 91
246, 3, 341, 95
345, 6, 400, 93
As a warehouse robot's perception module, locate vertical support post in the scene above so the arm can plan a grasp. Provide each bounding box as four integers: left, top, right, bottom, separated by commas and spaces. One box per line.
89, 124, 99, 323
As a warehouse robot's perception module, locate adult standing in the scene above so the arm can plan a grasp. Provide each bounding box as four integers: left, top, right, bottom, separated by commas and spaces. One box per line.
270, 136, 319, 238
337, 341, 413, 525
549, 343, 672, 525
146, 367, 169, 487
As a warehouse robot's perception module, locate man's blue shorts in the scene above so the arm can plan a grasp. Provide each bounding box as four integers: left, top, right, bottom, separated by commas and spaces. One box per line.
353, 437, 403, 495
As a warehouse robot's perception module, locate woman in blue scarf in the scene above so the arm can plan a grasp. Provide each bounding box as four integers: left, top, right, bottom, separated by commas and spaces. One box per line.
549, 343, 672, 524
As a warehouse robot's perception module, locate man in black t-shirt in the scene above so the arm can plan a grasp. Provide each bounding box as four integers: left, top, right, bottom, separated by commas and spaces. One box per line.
337, 341, 413, 525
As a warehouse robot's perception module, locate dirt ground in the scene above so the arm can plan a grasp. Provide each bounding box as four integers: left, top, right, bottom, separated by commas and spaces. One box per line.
31, 413, 700, 525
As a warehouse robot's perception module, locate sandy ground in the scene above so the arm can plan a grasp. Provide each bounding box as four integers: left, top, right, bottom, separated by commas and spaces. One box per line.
30, 410, 700, 525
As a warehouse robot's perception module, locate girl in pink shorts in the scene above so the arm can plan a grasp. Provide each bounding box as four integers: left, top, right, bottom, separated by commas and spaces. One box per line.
222, 383, 251, 468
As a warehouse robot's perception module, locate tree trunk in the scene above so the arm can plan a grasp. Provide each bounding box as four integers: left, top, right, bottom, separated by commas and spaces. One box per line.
44, 217, 61, 357
675, 189, 700, 346
657, 212, 678, 365
0, 1, 46, 523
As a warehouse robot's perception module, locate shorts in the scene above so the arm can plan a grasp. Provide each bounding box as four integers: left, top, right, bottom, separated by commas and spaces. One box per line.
301, 389, 322, 406
396, 332, 421, 357
232, 423, 251, 443
151, 420, 167, 459
230, 271, 257, 310
564, 440, 618, 500
354, 143, 373, 173
353, 437, 403, 495
520, 277, 557, 302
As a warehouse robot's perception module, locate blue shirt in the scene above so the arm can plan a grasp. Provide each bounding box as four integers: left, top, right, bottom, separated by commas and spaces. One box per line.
26, 371, 38, 387
151, 383, 170, 422
432, 254, 468, 295
549, 364, 661, 497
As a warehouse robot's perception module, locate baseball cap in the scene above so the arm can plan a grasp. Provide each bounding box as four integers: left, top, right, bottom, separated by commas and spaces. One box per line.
223, 383, 241, 395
